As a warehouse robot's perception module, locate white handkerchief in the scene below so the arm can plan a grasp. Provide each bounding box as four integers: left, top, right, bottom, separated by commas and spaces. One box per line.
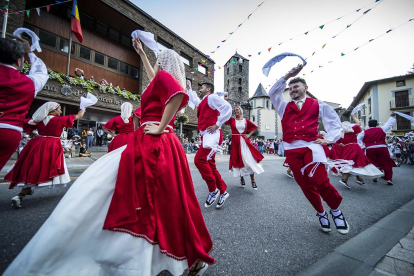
80, 93, 98, 111
13, 28, 42, 52
351, 102, 366, 115
131, 30, 161, 56
215, 92, 228, 97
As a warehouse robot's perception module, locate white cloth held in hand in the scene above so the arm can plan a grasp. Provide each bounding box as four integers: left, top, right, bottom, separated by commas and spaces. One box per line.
351, 102, 366, 115
80, 93, 98, 111
131, 30, 161, 56
395, 112, 414, 126
13, 28, 42, 52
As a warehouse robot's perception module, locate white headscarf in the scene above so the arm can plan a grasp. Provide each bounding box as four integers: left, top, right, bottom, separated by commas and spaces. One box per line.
156, 49, 186, 89
120, 102, 133, 123
234, 105, 243, 116
29, 102, 60, 126
342, 121, 354, 133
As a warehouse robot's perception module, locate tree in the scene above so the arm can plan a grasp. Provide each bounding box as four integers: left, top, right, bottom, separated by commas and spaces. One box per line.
408, 63, 414, 74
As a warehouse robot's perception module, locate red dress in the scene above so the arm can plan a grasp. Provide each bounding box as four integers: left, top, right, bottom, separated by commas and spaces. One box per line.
103, 71, 215, 269
336, 125, 371, 168
6, 115, 75, 187
225, 117, 263, 170
103, 115, 134, 152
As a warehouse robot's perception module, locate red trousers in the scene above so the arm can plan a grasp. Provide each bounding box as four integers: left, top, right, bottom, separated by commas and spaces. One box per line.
286, 147, 342, 213
0, 128, 21, 171
366, 147, 395, 181
195, 131, 227, 194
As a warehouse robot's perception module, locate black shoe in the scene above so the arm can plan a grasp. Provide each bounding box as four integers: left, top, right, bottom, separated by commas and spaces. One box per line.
251, 181, 257, 190
316, 212, 331, 233
386, 180, 394, 185
240, 178, 245, 188
339, 179, 351, 189
373, 178, 379, 183
330, 210, 350, 235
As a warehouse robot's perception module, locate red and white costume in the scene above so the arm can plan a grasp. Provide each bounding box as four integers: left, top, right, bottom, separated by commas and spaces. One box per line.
225, 117, 264, 177
4, 71, 215, 276
5, 113, 74, 189
269, 78, 343, 213
103, 115, 134, 152
0, 53, 48, 170
357, 116, 397, 181
187, 89, 232, 194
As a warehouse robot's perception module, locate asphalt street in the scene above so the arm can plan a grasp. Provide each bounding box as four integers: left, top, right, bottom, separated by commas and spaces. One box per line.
1, 154, 414, 275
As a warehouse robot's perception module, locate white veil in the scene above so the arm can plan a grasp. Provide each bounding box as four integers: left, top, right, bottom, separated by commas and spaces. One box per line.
156, 49, 186, 89
120, 102, 133, 123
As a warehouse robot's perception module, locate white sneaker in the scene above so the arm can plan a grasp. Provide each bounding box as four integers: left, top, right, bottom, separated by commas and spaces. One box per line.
68, 154, 72, 159
216, 191, 229, 209
286, 171, 294, 179
204, 189, 220, 208
355, 177, 365, 185
339, 179, 351, 189
11, 196, 22, 209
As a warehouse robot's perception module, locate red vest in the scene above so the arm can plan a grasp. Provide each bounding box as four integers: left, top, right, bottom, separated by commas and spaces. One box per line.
363, 128, 386, 147
0, 66, 35, 128
197, 95, 219, 131
281, 98, 320, 143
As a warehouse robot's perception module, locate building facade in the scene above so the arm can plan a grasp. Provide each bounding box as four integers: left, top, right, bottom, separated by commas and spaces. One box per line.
343, 73, 414, 136
1, 0, 214, 141
249, 84, 277, 140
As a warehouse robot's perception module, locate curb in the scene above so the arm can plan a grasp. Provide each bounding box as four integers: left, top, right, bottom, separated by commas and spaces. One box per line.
296, 198, 414, 276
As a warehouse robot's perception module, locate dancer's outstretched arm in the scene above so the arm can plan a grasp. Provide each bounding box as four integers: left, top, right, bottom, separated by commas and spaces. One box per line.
132, 38, 155, 82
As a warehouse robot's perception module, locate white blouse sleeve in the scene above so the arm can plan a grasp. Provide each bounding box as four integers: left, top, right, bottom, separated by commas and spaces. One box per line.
27, 53, 49, 96
268, 78, 288, 119
318, 100, 342, 143
357, 131, 366, 148
381, 116, 396, 133
208, 94, 232, 127
186, 89, 201, 109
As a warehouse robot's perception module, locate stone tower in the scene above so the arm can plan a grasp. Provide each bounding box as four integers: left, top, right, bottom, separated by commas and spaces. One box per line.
223, 52, 249, 108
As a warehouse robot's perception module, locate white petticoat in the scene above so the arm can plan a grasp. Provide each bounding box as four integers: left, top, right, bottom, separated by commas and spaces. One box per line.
4, 145, 188, 276
231, 138, 264, 177
339, 163, 384, 178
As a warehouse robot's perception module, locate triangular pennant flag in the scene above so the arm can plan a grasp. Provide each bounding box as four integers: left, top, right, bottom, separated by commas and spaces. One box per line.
3, 4, 8, 9
410, 19, 413, 21
218, 66, 221, 69
341, 53, 345, 56
354, 47, 359, 51
224, 64, 228, 67
319, 25, 324, 29
238, 24, 242, 27
319, 66, 323, 68
210, 51, 215, 53
36, 8, 40, 16
375, 0, 380, 2
337, 17, 342, 20
311, 70, 314, 73
322, 44, 326, 49
213, 69, 216, 72
290, 38, 293, 40
304, 31, 309, 35
207, 71, 210, 74
248, 13, 252, 19
201, 59, 205, 62
386, 29, 392, 33
229, 32, 233, 35
303, 74, 306, 76
332, 35, 337, 38
206, 55, 210, 58
328, 61, 332, 63
26, 10, 30, 17
221, 40, 226, 42
46, 5, 50, 12
258, 2, 263, 6
258, 52, 261, 55
369, 39, 374, 42
363, 9, 371, 14
248, 55, 252, 57
268, 47, 272, 52
356, 9, 361, 12
312, 52, 315, 56
232, 60, 235, 64
278, 42, 283, 46
346, 24, 351, 28
217, 46, 220, 48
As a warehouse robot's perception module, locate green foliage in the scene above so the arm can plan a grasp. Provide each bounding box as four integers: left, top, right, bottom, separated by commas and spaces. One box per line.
174, 113, 189, 127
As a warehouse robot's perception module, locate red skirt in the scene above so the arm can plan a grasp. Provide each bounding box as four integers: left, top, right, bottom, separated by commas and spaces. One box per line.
103, 127, 215, 268
108, 132, 133, 152
6, 136, 65, 188
340, 143, 371, 168
330, 144, 343, 160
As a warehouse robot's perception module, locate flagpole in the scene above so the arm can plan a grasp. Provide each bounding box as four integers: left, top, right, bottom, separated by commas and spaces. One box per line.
1, 1, 9, 38
66, 18, 73, 76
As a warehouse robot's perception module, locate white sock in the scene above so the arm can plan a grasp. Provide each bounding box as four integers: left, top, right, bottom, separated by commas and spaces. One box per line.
317, 211, 329, 226
330, 208, 345, 227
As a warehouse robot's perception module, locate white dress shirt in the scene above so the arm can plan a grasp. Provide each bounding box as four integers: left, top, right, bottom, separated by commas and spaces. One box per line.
357, 116, 396, 148
268, 77, 342, 151
0, 53, 49, 133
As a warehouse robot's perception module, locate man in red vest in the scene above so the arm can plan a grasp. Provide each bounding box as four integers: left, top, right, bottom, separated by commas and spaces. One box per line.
269, 65, 349, 234
0, 37, 48, 170
357, 114, 396, 185
186, 81, 232, 209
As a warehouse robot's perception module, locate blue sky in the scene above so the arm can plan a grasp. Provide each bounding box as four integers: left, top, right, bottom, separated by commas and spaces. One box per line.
131, 0, 414, 108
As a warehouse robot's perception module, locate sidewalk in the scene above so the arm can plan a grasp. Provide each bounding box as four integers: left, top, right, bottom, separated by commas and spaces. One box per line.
297, 199, 414, 276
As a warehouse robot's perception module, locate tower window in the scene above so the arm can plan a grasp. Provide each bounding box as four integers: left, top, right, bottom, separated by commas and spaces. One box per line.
238, 87, 242, 93
238, 78, 242, 84
239, 65, 242, 72
227, 68, 229, 74
252, 115, 255, 122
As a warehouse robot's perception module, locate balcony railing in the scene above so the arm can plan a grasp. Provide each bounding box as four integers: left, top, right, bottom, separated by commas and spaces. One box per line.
390, 98, 414, 109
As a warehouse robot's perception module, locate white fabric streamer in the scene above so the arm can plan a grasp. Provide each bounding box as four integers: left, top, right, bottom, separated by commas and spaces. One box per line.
131, 30, 161, 56
351, 102, 366, 115
80, 93, 98, 111
215, 92, 228, 97
13, 28, 42, 52
29, 102, 59, 125
395, 112, 414, 126
120, 102, 133, 123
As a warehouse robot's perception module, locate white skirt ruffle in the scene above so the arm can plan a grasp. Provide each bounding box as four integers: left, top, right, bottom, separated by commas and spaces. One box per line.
232, 138, 265, 177
4, 145, 188, 276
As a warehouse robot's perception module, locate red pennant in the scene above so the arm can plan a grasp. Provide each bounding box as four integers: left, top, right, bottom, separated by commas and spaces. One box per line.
248, 55, 252, 57
221, 40, 226, 42
46, 5, 50, 12
319, 66, 323, 68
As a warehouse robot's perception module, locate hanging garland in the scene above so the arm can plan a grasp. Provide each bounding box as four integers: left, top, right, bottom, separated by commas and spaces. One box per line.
174, 113, 189, 127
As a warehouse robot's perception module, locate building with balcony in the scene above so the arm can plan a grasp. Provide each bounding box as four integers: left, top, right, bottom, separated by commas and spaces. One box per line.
343, 73, 414, 136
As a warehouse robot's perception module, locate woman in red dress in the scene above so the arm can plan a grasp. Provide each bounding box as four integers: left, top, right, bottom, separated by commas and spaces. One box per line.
103, 102, 134, 152
4, 37, 214, 276
225, 106, 264, 190
5, 102, 85, 208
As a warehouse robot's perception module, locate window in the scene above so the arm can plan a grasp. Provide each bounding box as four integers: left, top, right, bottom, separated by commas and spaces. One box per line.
198, 65, 207, 75
238, 87, 242, 93
266, 100, 269, 109
395, 91, 409, 107
120, 62, 129, 74
79, 46, 91, 60
265, 125, 270, 130
227, 68, 229, 74
121, 35, 131, 47
108, 29, 119, 41
238, 78, 242, 84
59, 38, 69, 53
227, 79, 229, 87
397, 112, 411, 130
252, 115, 255, 122
108, 57, 118, 70
39, 29, 56, 48
94, 52, 105, 65
157, 38, 172, 51
96, 21, 107, 36
80, 14, 94, 30
130, 66, 139, 78
239, 65, 242, 72
368, 98, 371, 114
396, 80, 406, 87
180, 53, 192, 67
71, 42, 76, 55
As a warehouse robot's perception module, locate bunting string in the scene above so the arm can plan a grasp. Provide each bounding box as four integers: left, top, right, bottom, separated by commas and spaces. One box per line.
0, 1, 71, 17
